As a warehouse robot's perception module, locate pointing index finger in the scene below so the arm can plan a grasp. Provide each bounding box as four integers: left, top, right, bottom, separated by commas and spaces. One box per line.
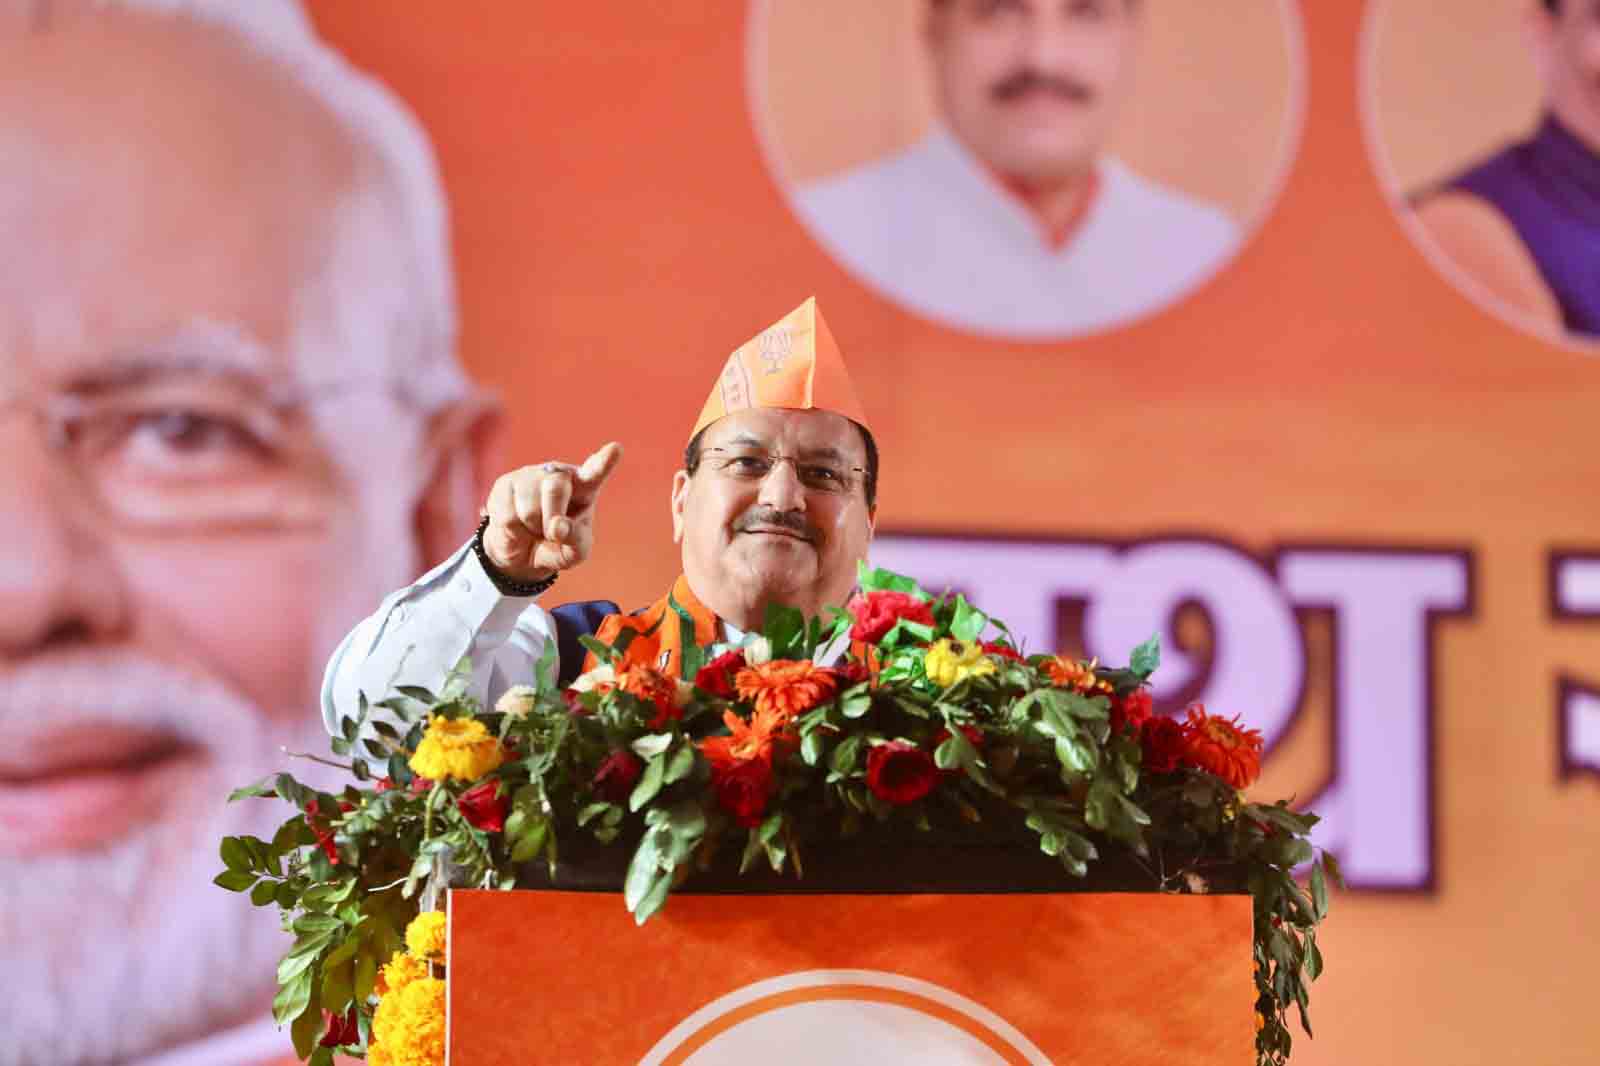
576, 441, 624, 491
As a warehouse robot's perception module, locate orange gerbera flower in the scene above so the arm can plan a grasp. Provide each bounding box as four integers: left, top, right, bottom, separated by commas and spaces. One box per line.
699, 706, 794, 770
1044, 656, 1112, 695
734, 659, 839, 719
1182, 704, 1264, 789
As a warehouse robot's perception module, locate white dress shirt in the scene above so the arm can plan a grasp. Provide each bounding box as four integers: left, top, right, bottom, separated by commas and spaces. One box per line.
795, 128, 1241, 338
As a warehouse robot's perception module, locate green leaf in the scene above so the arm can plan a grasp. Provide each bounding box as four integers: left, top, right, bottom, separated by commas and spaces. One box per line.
354, 945, 379, 1002
624, 831, 665, 913
800, 730, 825, 766
855, 562, 927, 597
250, 880, 279, 907
272, 969, 314, 1027
290, 993, 323, 1060
1129, 634, 1161, 678
631, 733, 673, 759
839, 690, 872, 719
758, 811, 784, 845
949, 595, 987, 642
213, 869, 257, 893
227, 777, 277, 803
629, 754, 666, 812
933, 737, 961, 771
534, 631, 560, 694
1310, 862, 1329, 921
577, 802, 613, 827
829, 734, 863, 777
511, 818, 549, 863
664, 744, 696, 784
632, 870, 673, 925
396, 684, 436, 703
219, 837, 253, 873
578, 634, 619, 665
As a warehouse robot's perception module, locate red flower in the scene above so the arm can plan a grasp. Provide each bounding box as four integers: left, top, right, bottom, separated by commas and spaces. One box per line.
616, 664, 682, 729
303, 800, 340, 865
865, 741, 939, 805
592, 750, 645, 804
408, 775, 433, 796
980, 640, 1025, 662
933, 724, 985, 750
1140, 716, 1188, 775
1110, 687, 1153, 737
837, 660, 872, 687
1182, 705, 1264, 789
457, 779, 509, 833
711, 758, 773, 827
319, 1006, 359, 1048
694, 649, 746, 699
847, 590, 935, 643
374, 776, 396, 793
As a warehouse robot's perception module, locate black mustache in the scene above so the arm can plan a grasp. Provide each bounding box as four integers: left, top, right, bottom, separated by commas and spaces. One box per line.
991, 68, 1094, 104
735, 507, 815, 541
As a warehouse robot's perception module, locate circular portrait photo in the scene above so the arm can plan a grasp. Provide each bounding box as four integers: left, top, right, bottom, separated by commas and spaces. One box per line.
1367, 0, 1600, 346
749, 0, 1305, 341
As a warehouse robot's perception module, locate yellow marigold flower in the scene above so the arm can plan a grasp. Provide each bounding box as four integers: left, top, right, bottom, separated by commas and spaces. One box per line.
404, 910, 448, 962
924, 639, 997, 687
376, 951, 429, 997
408, 715, 504, 783
371, 975, 446, 1066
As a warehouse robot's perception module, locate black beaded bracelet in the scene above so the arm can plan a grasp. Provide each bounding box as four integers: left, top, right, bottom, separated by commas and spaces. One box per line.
472, 515, 559, 598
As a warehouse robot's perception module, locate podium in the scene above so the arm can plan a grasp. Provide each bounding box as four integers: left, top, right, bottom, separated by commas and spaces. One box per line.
445, 833, 1255, 1063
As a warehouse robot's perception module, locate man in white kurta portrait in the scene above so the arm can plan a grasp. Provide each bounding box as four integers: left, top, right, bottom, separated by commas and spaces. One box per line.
0, 2, 492, 1063
795, 0, 1240, 339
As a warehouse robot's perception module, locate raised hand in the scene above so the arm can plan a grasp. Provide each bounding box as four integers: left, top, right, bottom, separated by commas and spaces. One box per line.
481, 441, 624, 582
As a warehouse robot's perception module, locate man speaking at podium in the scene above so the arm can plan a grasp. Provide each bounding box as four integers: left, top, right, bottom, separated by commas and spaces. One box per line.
322, 298, 878, 727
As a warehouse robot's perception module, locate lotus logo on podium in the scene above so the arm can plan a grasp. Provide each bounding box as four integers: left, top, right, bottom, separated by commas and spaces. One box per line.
640, 970, 1052, 1065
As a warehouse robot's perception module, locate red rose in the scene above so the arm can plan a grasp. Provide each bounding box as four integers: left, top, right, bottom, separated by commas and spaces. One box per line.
374, 776, 396, 793
711, 759, 773, 827
319, 1006, 360, 1048
592, 750, 644, 804
847, 590, 935, 643
1110, 688, 1154, 737
837, 660, 872, 687
1140, 715, 1188, 775
694, 649, 746, 699
866, 741, 939, 805
980, 640, 1024, 662
408, 775, 433, 796
457, 779, 509, 833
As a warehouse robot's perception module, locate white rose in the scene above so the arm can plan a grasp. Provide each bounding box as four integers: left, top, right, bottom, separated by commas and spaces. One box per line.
742, 636, 772, 666
494, 684, 539, 719
571, 663, 616, 692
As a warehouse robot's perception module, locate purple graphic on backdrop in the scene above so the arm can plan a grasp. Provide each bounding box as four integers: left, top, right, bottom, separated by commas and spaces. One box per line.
1550, 552, 1600, 780
869, 533, 1473, 893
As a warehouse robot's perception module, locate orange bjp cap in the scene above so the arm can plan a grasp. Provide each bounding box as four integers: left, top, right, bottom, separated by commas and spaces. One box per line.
688, 296, 870, 440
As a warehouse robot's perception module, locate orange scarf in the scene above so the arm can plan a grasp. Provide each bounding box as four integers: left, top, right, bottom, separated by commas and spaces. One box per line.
583, 574, 721, 678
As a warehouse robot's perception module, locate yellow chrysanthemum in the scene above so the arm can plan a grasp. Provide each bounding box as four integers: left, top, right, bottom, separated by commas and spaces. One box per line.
371, 976, 446, 1066
923, 639, 997, 687
408, 715, 504, 782
376, 951, 429, 997
404, 910, 447, 962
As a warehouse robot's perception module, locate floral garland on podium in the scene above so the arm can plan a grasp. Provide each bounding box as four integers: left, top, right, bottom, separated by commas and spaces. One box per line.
218, 565, 1337, 1066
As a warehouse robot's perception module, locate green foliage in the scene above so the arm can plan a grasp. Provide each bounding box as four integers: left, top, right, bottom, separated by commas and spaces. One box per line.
219, 564, 1330, 1066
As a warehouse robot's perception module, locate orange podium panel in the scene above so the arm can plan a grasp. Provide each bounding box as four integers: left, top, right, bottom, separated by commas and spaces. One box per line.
448, 890, 1254, 1064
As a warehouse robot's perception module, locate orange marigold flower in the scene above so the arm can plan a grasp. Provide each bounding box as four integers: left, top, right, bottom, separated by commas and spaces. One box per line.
699, 706, 794, 770
1182, 704, 1264, 789
734, 660, 839, 719
1044, 656, 1112, 695
614, 663, 681, 729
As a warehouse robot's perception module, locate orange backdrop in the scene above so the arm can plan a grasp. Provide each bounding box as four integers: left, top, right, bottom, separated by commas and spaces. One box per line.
305, 2, 1600, 1063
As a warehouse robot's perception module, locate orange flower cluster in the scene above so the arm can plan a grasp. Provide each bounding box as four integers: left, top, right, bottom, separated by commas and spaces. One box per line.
699, 706, 794, 771
615, 663, 681, 729
734, 659, 838, 718
1182, 705, 1264, 789
1044, 656, 1113, 696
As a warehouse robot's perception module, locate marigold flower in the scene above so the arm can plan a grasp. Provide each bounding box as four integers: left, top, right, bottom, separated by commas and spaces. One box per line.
923, 639, 997, 687
408, 715, 504, 783
371, 975, 445, 1066
1044, 656, 1112, 695
404, 910, 448, 962
615, 664, 682, 728
376, 951, 429, 997
1182, 704, 1264, 789
493, 684, 538, 720
734, 660, 838, 719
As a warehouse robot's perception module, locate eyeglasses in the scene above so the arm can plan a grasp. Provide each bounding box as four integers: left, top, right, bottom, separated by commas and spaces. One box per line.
0, 372, 418, 533
700, 446, 865, 497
